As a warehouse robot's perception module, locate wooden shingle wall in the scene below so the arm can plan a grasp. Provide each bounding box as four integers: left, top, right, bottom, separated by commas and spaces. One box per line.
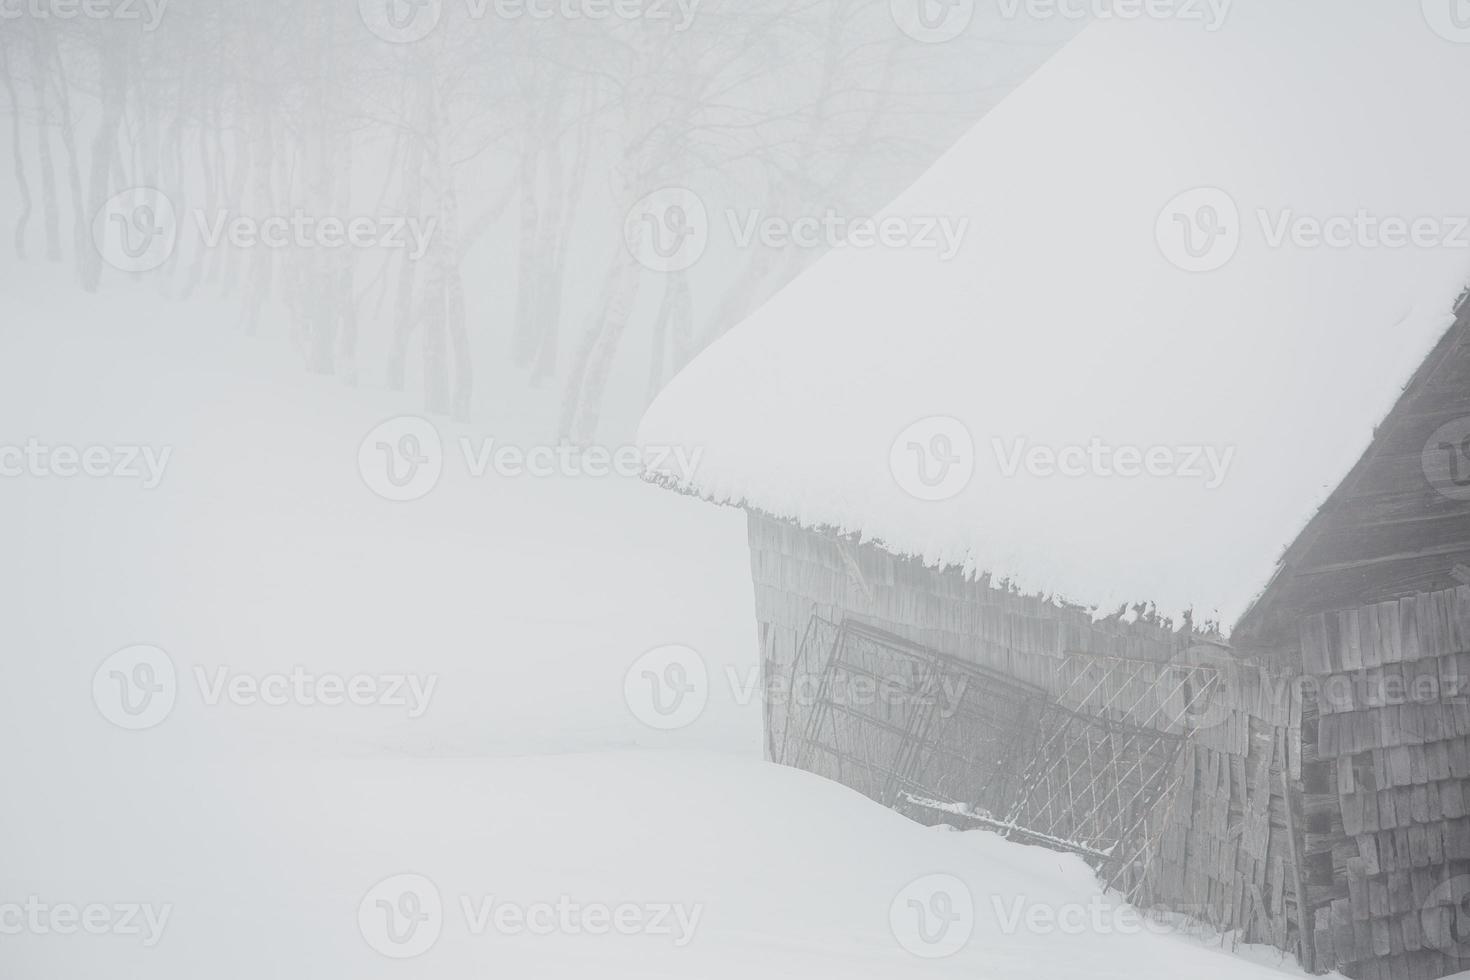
1146, 671, 1308, 959
745, 512, 1188, 755
747, 512, 1311, 964
1300, 586, 1470, 980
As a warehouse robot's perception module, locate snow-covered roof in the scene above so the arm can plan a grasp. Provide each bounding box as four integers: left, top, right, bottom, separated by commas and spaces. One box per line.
639, 3, 1470, 630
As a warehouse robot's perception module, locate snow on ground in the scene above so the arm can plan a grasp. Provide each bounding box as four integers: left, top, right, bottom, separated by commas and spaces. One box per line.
1, 277, 1316, 977
639, 2, 1470, 629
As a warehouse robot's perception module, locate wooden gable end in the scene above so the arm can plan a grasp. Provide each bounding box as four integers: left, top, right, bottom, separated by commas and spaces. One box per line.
1237, 293, 1470, 647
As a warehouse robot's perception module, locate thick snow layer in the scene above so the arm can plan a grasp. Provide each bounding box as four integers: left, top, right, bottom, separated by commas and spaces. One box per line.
638, 3, 1470, 629
3, 280, 1312, 978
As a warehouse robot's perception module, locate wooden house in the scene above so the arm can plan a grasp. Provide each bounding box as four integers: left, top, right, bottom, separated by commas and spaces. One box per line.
639, 10, 1470, 978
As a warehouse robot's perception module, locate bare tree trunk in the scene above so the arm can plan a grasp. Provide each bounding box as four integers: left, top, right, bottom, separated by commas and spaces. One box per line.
28, 31, 61, 261
334, 134, 359, 385
560, 246, 642, 444
181, 97, 217, 300
240, 97, 276, 335
218, 106, 249, 297
647, 270, 692, 400
387, 144, 424, 391
0, 39, 33, 261
46, 29, 88, 276
510, 102, 543, 366
79, 39, 128, 292
531, 80, 593, 384
440, 177, 471, 421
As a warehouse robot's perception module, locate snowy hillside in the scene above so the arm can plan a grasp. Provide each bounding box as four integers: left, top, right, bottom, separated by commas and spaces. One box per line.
0, 278, 1318, 978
